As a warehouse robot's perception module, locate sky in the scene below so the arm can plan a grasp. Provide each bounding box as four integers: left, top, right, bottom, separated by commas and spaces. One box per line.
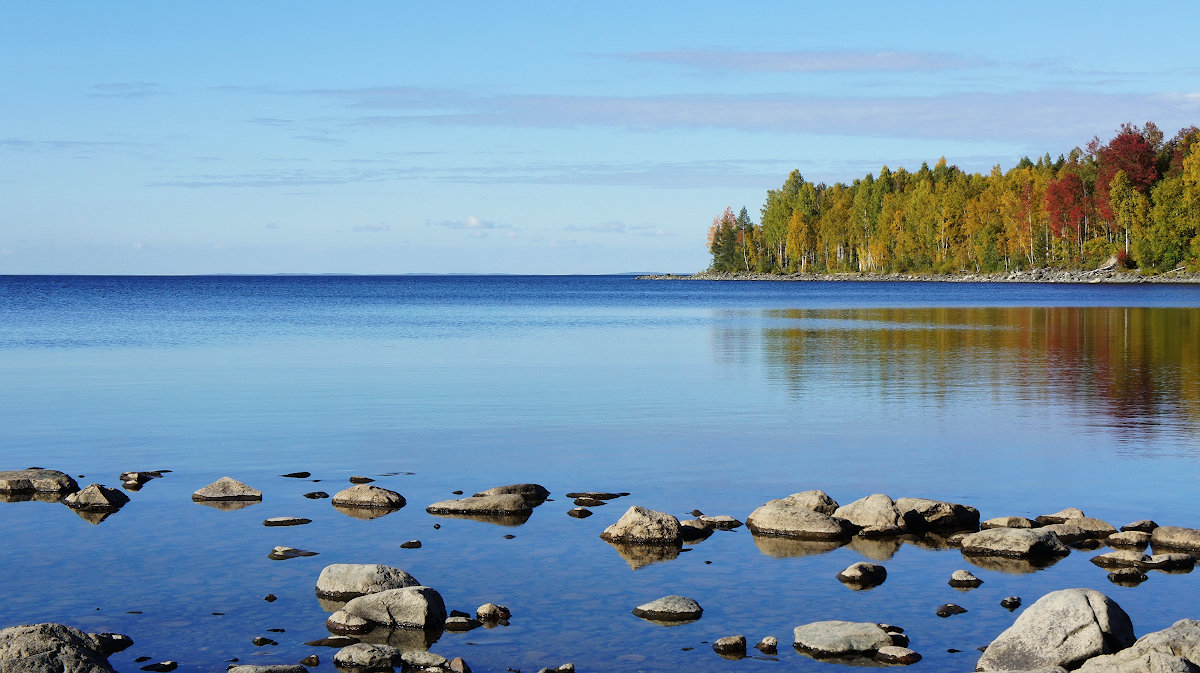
3, 2, 1200, 275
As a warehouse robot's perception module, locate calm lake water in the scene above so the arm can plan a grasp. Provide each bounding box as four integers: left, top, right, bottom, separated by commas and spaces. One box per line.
1, 275, 1198, 672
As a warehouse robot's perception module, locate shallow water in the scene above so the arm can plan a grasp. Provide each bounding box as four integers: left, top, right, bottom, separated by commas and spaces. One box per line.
1, 275, 1198, 672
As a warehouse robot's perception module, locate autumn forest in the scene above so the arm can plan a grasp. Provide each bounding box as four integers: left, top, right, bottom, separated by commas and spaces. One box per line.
707, 122, 1200, 274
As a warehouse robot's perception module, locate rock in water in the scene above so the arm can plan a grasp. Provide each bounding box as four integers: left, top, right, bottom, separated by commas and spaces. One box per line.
894, 497, 980, 532
1151, 526, 1200, 551
315, 564, 421, 601
793, 621, 896, 658
981, 516, 1036, 529
712, 635, 746, 657
874, 645, 921, 665
332, 643, 402, 670
476, 603, 510, 623
1075, 618, 1200, 673
473, 483, 550, 505
754, 636, 777, 654
63, 484, 130, 512
192, 477, 262, 502
425, 494, 530, 515
746, 493, 850, 540
598, 505, 682, 545
948, 569, 983, 588
325, 586, 446, 633
631, 596, 702, 622
832, 494, 907, 537
227, 666, 308, 673
330, 484, 405, 509
976, 588, 1135, 671
836, 562, 887, 589
959, 527, 1070, 559
0, 622, 130, 673
0, 469, 79, 494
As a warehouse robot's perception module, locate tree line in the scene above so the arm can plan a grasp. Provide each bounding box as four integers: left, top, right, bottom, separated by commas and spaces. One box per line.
708, 122, 1200, 274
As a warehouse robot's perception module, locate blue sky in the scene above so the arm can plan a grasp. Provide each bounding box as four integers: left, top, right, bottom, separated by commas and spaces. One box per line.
3, 2, 1199, 274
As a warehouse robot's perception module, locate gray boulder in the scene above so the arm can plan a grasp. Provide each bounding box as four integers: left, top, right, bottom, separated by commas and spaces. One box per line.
192, 477, 261, 502
982, 516, 1037, 529
63, 484, 129, 512
1036, 507, 1087, 525
747, 494, 850, 540
1070, 517, 1118, 538
793, 621, 896, 657
833, 494, 907, 537
976, 588, 1135, 671
949, 569, 983, 588
331, 484, 405, 509
0, 623, 129, 673
836, 562, 886, 589
1090, 550, 1150, 569
1151, 526, 1200, 551
332, 642, 402, 671
1107, 531, 1151, 549
326, 586, 446, 633
960, 527, 1070, 559
631, 595, 702, 622
472, 483, 549, 505
426, 494, 529, 515
895, 497, 980, 532
1042, 523, 1090, 544
315, 564, 423, 602
1121, 520, 1158, 533
875, 645, 921, 664
0, 469, 79, 494
1076, 618, 1200, 673
599, 506, 681, 545
1142, 553, 1195, 571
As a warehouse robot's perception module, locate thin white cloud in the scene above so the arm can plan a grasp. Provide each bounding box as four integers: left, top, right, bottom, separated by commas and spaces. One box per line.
619, 49, 979, 73
88, 82, 163, 99
353, 223, 391, 232
431, 215, 513, 231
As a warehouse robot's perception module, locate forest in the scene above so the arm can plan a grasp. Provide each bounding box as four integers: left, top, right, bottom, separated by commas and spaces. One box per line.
707, 122, 1200, 274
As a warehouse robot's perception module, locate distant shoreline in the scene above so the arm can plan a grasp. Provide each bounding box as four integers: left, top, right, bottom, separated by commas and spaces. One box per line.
638, 269, 1200, 284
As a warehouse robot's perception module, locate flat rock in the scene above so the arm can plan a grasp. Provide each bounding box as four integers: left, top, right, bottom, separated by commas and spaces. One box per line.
1121, 519, 1158, 533
401, 650, 447, 669
281, 471, 311, 479
330, 484, 405, 509
0, 622, 128, 673
472, 483, 549, 505
981, 516, 1036, 529
836, 562, 887, 589
698, 514, 743, 530
227, 666, 308, 673
1151, 526, 1200, 551
1108, 530, 1151, 549
304, 636, 359, 647
949, 569, 983, 587
268, 546, 317, 560
895, 497, 979, 532
332, 643, 402, 671
747, 494, 850, 540
192, 477, 262, 502
960, 527, 1070, 559
327, 586, 446, 633
315, 563, 421, 601
0, 469, 79, 493
443, 615, 481, 631
1143, 553, 1195, 571
1036, 507, 1087, 525
793, 620, 895, 657
564, 491, 621, 500
303, 491, 329, 499
567, 507, 592, 519
936, 603, 967, 617
833, 494, 907, 537
976, 588, 1135, 671
599, 505, 681, 545
631, 595, 702, 622
1090, 550, 1150, 569
426, 494, 529, 515
1108, 568, 1148, 586
875, 645, 921, 664
1041, 523, 1090, 544
63, 484, 129, 512
263, 517, 311, 527
1069, 516, 1118, 538
1076, 618, 1200, 673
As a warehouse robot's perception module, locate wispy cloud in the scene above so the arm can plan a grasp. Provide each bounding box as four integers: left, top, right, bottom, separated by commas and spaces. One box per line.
88, 82, 164, 99
619, 49, 979, 73
353, 223, 391, 232
564, 221, 625, 233
429, 216, 514, 238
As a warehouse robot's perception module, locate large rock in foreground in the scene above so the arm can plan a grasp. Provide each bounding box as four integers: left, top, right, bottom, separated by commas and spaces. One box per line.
326, 586, 446, 634
192, 477, 262, 502
1076, 618, 1200, 673
599, 506, 681, 545
1150, 526, 1200, 551
315, 564, 421, 601
0, 469, 79, 494
0, 623, 130, 673
960, 527, 1070, 559
833, 494, 907, 537
976, 588, 1135, 671
747, 493, 850, 541
792, 620, 897, 658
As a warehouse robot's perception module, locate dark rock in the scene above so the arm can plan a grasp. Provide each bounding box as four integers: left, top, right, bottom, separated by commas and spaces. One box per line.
303, 636, 358, 647
1000, 596, 1022, 610
936, 604, 967, 617
444, 615, 482, 631
472, 483, 550, 506
400, 540, 422, 549
1107, 568, 1148, 586
948, 569, 983, 588
264, 594, 277, 602
895, 497, 979, 532
836, 562, 887, 589
140, 663, 176, 672
252, 636, 277, 646
565, 492, 621, 500
874, 646, 921, 664
299, 654, 319, 667
263, 517, 311, 527
267, 546, 317, 560
281, 472, 311, 479
349, 476, 374, 484
302, 491, 329, 499
567, 507, 592, 519
573, 497, 605, 507
1121, 519, 1158, 533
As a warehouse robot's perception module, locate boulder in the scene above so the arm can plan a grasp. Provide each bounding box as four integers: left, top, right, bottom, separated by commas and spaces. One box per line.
976, 588, 1135, 671
792, 621, 896, 657
426, 494, 529, 515
192, 477, 261, 502
401, 650, 448, 670
1108, 569, 1148, 586
895, 497, 980, 532
472, 483, 549, 505
476, 603, 510, 623
1121, 520, 1158, 533
836, 562, 887, 589
755, 636, 778, 654
782, 489, 840, 514
63, 484, 129, 512
949, 569, 983, 588
330, 484, 405, 509
599, 506, 681, 545
833, 494, 907, 537
332, 643, 402, 671
0, 469, 79, 494
0, 623, 129, 673
875, 645, 921, 664
1075, 618, 1200, 673
631, 596, 702, 622
678, 519, 713, 542
1042, 523, 1091, 545
1142, 553, 1195, 571
746, 495, 850, 540
981, 516, 1036, 529
326, 586, 446, 633
698, 514, 742, 530
1070, 517, 1118, 538
1090, 550, 1150, 569
315, 564, 421, 601
1036, 507, 1087, 525
712, 635, 746, 657
1108, 531, 1151, 549
960, 527, 1070, 559
1151, 526, 1200, 551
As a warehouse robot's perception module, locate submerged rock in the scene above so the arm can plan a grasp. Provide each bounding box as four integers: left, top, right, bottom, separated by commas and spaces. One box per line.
0, 622, 131, 673
599, 506, 682, 545
1107, 568, 1148, 586
746, 493, 850, 540
63, 484, 129, 512
192, 477, 262, 502
976, 588, 1135, 671
936, 603, 967, 617
315, 564, 421, 601
631, 595, 702, 622
268, 546, 317, 560
263, 517, 311, 527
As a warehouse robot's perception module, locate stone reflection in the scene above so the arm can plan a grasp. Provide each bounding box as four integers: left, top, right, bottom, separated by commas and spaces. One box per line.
425, 511, 532, 527
604, 541, 681, 570
354, 625, 443, 651
194, 499, 259, 512
751, 534, 843, 559
745, 306, 1200, 438
332, 503, 404, 520
962, 552, 1065, 575
846, 536, 902, 561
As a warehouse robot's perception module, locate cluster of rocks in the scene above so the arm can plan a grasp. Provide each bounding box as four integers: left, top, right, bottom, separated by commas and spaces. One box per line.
0, 468, 139, 524
639, 268, 1200, 284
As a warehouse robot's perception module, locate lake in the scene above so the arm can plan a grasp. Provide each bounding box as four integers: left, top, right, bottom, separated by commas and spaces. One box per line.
1, 275, 1198, 672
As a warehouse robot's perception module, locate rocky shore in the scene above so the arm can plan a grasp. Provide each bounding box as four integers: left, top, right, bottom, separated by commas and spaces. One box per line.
638, 268, 1200, 283
4, 469, 1200, 672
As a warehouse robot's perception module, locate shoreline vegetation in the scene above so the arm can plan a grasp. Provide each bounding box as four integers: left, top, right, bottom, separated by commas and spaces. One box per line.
638, 267, 1200, 283
702, 121, 1200, 279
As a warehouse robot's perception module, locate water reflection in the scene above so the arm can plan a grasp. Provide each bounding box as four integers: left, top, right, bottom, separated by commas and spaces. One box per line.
717, 307, 1200, 441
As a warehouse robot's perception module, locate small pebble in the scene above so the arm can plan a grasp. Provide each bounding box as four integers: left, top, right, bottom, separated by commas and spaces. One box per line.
452, 490, 464, 495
